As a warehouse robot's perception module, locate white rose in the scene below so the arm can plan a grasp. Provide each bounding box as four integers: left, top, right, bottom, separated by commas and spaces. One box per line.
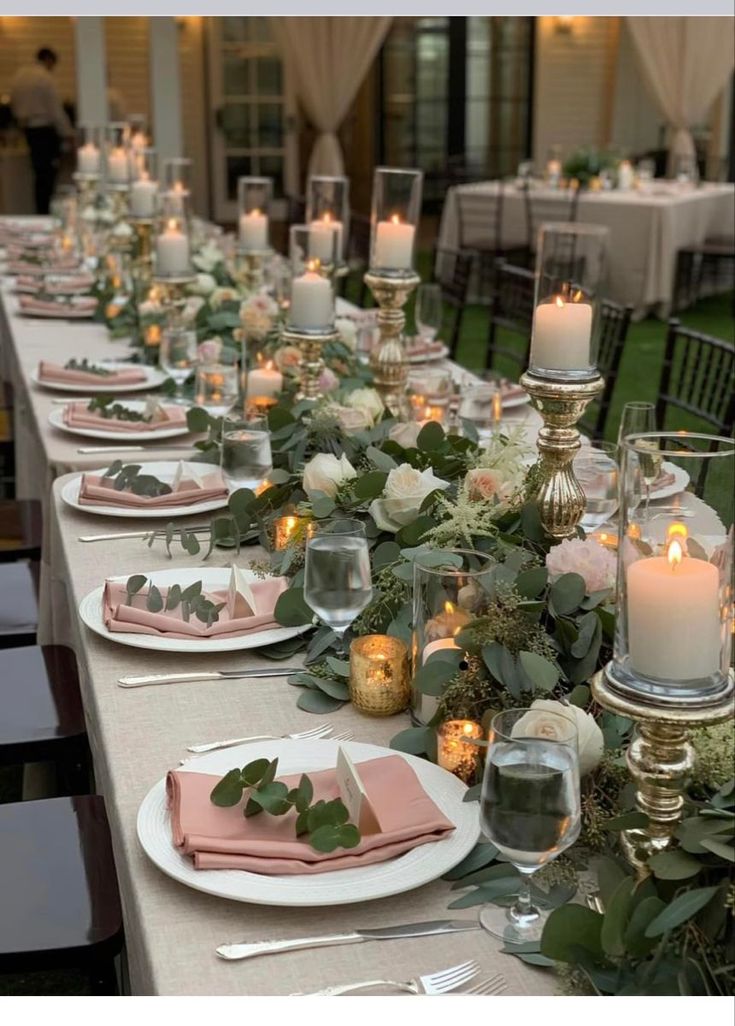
335, 317, 357, 352
389, 421, 423, 449
302, 453, 357, 500
189, 273, 216, 296
325, 404, 372, 432
369, 463, 450, 533
513, 699, 604, 777
345, 387, 384, 426
192, 242, 224, 273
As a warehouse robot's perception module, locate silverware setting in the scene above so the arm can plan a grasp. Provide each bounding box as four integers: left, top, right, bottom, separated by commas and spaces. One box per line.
181, 725, 354, 765
217, 918, 481, 961
79, 526, 210, 542
295, 958, 480, 997
77, 445, 196, 454
460, 974, 507, 997
190, 722, 352, 754
118, 666, 303, 688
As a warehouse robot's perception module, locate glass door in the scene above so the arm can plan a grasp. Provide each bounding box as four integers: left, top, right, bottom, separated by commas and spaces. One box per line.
206, 16, 297, 222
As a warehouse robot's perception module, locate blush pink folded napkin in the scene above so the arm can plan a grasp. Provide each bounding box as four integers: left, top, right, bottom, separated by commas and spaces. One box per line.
8, 257, 81, 275
651, 470, 676, 493
103, 576, 288, 639
20, 295, 97, 317
62, 401, 187, 432
78, 469, 228, 509
18, 274, 95, 295
167, 755, 456, 874
40, 361, 147, 386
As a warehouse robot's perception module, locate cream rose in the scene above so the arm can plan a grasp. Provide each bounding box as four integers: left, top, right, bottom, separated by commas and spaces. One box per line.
189, 273, 216, 296
274, 345, 302, 375
389, 421, 423, 449
345, 387, 384, 426
465, 467, 507, 502
324, 404, 372, 432
302, 453, 357, 500
335, 317, 358, 352
513, 699, 604, 776
192, 242, 224, 273
369, 463, 450, 533
209, 286, 239, 309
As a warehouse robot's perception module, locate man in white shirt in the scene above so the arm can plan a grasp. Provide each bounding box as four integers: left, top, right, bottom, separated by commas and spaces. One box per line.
10, 47, 73, 214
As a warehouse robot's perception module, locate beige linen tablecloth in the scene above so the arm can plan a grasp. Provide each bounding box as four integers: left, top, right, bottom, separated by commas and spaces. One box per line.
46, 481, 555, 996
437, 181, 735, 317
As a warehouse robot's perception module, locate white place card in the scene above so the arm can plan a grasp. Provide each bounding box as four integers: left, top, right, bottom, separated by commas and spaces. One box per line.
336, 746, 382, 835
227, 566, 257, 619
172, 461, 208, 492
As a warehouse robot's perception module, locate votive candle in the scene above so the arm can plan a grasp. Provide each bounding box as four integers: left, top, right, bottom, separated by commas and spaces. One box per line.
437, 719, 484, 783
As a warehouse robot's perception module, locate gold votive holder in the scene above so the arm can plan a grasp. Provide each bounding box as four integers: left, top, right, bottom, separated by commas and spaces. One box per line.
437, 719, 484, 784
349, 635, 410, 717
246, 395, 278, 416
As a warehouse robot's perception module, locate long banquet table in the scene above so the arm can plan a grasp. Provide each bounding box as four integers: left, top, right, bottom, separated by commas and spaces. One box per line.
437, 180, 735, 318
0, 239, 553, 995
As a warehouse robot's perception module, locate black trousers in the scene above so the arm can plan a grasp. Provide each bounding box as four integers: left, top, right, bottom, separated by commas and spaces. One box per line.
24, 126, 61, 215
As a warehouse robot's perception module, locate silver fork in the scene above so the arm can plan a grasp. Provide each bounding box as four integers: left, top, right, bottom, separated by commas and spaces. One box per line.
186, 723, 349, 753
461, 974, 507, 997
297, 959, 480, 996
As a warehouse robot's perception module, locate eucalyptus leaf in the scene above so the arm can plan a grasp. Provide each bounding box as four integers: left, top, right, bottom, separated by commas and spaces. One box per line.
389, 725, 433, 756
126, 574, 147, 602
442, 842, 499, 881
540, 905, 604, 962
515, 566, 548, 598
274, 587, 314, 627
518, 650, 559, 691
644, 886, 719, 937
417, 421, 444, 451
296, 690, 345, 714
549, 573, 586, 615
649, 849, 703, 880
624, 897, 666, 957
601, 877, 636, 957
146, 584, 164, 613
209, 769, 244, 807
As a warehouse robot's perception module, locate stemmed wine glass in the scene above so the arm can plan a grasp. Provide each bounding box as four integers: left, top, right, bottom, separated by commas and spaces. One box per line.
415, 283, 443, 342
304, 519, 373, 655
479, 707, 581, 945
617, 402, 660, 517
159, 327, 198, 403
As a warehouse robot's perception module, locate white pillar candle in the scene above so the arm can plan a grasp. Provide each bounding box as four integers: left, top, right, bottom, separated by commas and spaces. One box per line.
373, 216, 415, 270
156, 220, 190, 276
130, 175, 158, 218
309, 216, 343, 263
239, 209, 269, 252
546, 159, 562, 187
617, 160, 635, 191
418, 637, 460, 722
289, 268, 333, 330
246, 362, 283, 399
530, 296, 593, 372
627, 539, 721, 681
107, 147, 129, 184
77, 143, 100, 175
130, 131, 147, 153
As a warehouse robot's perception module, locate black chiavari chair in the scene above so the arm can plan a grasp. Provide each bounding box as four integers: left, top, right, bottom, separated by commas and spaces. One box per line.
655, 320, 735, 495
343, 213, 371, 305
484, 260, 534, 378
579, 301, 633, 438
523, 181, 581, 259
436, 248, 473, 359
455, 182, 528, 300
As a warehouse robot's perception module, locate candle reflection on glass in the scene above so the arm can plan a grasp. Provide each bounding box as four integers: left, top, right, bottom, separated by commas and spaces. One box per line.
437, 719, 484, 783
274, 515, 302, 550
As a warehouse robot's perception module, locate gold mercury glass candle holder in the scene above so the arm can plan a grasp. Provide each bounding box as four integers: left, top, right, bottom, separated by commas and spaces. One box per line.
592, 431, 734, 876
520, 223, 608, 539
273, 514, 308, 551
349, 635, 410, 716
437, 719, 484, 784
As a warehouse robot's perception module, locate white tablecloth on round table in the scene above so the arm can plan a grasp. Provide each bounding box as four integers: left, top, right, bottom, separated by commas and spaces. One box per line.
437, 181, 735, 318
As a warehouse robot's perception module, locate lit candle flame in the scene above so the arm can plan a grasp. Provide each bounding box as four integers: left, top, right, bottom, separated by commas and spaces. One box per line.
254, 479, 271, 496
166, 218, 178, 231
322, 212, 332, 224
444, 601, 455, 615
555, 295, 565, 309
251, 207, 261, 216
667, 522, 688, 542
307, 258, 321, 273
667, 538, 684, 569
573, 289, 583, 302
173, 180, 183, 193
462, 722, 476, 737
390, 214, 401, 225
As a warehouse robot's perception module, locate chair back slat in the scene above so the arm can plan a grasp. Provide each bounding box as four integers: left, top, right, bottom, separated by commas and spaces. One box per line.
434, 248, 472, 359
457, 184, 504, 253
580, 300, 632, 438
656, 320, 735, 437
484, 260, 535, 378
524, 183, 580, 253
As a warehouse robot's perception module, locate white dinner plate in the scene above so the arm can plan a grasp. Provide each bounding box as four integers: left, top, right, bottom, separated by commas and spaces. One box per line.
33, 363, 168, 394
61, 461, 231, 519
79, 566, 310, 654
649, 461, 691, 502
48, 400, 190, 441
137, 738, 480, 907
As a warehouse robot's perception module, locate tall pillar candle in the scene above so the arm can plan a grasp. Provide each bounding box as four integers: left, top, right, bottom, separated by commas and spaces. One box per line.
107, 147, 129, 184
530, 295, 593, 373
309, 216, 342, 263
239, 209, 269, 252
373, 215, 415, 270
130, 174, 158, 218
156, 220, 190, 276
627, 538, 721, 681
289, 269, 333, 330
77, 143, 100, 175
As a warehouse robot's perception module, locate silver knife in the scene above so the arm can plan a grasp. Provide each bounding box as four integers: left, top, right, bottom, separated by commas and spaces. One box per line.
77, 445, 196, 453
118, 666, 303, 687
79, 526, 209, 542
216, 919, 480, 961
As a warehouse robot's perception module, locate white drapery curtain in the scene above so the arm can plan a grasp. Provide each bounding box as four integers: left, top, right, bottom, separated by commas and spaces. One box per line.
626, 17, 735, 168
270, 17, 392, 178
